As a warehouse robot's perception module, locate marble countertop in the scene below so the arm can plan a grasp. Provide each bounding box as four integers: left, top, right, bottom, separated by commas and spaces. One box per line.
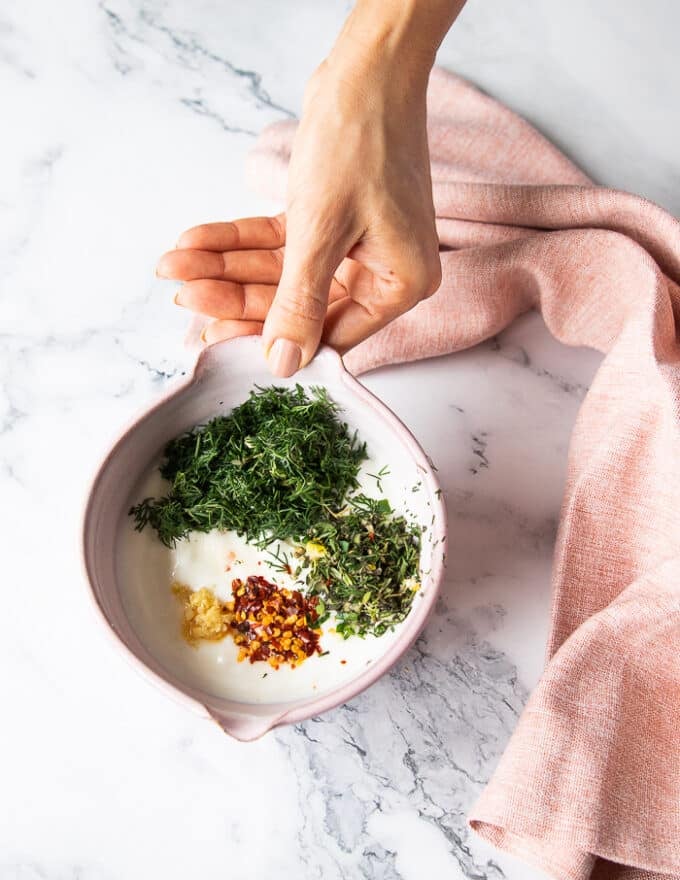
2, 1, 674, 877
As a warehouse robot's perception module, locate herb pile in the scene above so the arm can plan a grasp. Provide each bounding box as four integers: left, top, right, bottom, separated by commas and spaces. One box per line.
131, 384, 424, 641
299, 496, 422, 638
130, 385, 366, 547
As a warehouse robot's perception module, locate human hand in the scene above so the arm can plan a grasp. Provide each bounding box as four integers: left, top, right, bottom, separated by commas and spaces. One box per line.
157, 1, 464, 376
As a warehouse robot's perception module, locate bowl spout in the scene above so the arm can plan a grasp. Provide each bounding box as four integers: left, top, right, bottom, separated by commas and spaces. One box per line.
207, 708, 284, 741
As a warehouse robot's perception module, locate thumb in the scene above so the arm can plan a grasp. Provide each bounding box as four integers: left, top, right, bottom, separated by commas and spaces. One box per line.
263, 216, 353, 377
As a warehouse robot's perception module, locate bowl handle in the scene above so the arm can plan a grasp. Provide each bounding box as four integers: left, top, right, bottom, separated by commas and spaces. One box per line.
192, 335, 348, 384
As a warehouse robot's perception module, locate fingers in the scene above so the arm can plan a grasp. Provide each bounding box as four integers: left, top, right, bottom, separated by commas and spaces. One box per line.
161, 212, 442, 369
175, 280, 275, 321
174, 277, 348, 322
202, 319, 264, 345
157, 247, 283, 284
157, 215, 286, 282
176, 215, 286, 251
262, 214, 358, 377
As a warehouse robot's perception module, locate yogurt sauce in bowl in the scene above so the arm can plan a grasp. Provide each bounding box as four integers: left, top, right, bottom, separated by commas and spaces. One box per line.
119, 462, 420, 705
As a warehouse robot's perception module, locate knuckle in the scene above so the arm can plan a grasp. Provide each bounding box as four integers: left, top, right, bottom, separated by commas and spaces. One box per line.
225, 220, 241, 248
424, 257, 442, 298
276, 284, 327, 323
236, 288, 248, 319
396, 274, 427, 308
400, 252, 442, 304
268, 249, 284, 270
266, 214, 285, 243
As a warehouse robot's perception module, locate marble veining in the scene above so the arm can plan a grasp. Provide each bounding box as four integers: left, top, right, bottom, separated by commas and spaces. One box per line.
100, 0, 294, 133
275, 602, 527, 879
2, 0, 673, 877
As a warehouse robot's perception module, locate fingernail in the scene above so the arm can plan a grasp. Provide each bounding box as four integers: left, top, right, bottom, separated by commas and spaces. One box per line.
267, 338, 301, 378
156, 255, 172, 278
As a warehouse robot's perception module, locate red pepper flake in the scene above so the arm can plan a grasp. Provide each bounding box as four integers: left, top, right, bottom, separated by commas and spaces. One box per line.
230, 575, 323, 670
340, 659, 347, 665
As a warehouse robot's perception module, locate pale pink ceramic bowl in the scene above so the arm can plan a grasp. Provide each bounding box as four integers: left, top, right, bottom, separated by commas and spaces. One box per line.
82, 336, 446, 740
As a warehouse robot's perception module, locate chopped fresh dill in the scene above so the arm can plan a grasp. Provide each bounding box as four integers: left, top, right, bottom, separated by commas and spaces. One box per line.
367, 465, 390, 493
129, 385, 367, 547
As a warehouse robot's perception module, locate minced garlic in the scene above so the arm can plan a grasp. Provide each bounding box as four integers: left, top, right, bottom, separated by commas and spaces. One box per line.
171, 583, 233, 643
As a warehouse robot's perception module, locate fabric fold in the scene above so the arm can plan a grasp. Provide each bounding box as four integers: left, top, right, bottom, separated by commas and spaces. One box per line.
247, 67, 680, 880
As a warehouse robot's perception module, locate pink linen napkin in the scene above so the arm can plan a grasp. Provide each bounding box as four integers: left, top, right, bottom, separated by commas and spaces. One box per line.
244, 67, 680, 880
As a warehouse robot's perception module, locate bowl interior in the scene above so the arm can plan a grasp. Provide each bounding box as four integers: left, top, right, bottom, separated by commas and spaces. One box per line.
83, 338, 446, 737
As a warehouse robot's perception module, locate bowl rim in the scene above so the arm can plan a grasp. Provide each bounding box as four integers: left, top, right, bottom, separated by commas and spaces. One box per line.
81, 337, 447, 736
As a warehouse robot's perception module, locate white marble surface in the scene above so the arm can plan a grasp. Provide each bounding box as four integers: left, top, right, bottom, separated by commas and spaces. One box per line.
2, 1, 674, 877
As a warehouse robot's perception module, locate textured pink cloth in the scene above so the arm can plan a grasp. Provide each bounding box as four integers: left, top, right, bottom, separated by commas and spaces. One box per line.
246, 68, 680, 880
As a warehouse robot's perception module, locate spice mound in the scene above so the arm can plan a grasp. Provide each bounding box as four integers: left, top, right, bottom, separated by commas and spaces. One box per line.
172, 584, 232, 643
173, 575, 322, 670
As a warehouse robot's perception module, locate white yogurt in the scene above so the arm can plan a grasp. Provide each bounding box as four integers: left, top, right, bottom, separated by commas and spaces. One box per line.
118, 466, 421, 705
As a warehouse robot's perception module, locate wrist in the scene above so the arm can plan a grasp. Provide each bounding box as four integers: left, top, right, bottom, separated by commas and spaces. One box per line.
331, 0, 462, 84
328, 1, 437, 92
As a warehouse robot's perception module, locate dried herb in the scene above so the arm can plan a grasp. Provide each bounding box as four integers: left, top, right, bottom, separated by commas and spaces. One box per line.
298, 495, 422, 638
130, 385, 367, 547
